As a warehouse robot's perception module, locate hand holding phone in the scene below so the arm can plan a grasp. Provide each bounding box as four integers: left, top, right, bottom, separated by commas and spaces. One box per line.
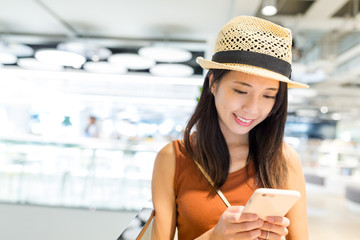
243, 188, 300, 220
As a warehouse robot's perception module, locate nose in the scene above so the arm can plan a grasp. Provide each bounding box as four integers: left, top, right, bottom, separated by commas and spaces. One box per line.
241, 95, 259, 114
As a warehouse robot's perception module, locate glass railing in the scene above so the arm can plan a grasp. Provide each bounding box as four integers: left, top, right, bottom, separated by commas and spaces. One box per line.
0, 135, 164, 211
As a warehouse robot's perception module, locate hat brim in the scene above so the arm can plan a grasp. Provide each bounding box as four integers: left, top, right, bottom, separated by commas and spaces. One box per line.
196, 57, 309, 89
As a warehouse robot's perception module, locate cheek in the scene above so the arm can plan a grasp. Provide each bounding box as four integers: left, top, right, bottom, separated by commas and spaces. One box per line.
219, 94, 238, 113
213, 90, 226, 107
261, 100, 276, 116
213, 92, 233, 118
214, 96, 226, 117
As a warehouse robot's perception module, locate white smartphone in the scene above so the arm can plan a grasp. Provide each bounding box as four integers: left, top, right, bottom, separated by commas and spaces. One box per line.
243, 188, 301, 220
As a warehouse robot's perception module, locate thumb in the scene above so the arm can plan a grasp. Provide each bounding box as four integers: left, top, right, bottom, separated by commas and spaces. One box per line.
227, 205, 245, 213
223, 206, 245, 223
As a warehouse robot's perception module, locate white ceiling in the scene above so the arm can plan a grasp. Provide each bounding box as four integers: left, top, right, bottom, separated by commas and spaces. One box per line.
1, 0, 360, 122
0, 0, 261, 45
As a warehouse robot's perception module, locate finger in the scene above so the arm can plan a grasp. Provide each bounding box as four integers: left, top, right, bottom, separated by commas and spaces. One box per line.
259, 230, 269, 239
235, 228, 262, 239
223, 212, 259, 224
261, 222, 288, 237
223, 207, 258, 223
259, 230, 286, 240
221, 207, 242, 223
266, 216, 290, 227
239, 212, 260, 222
227, 205, 244, 213
223, 213, 259, 223
230, 219, 264, 232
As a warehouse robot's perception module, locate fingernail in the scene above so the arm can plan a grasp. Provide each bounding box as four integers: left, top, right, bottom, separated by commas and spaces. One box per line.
267, 217, 274, 222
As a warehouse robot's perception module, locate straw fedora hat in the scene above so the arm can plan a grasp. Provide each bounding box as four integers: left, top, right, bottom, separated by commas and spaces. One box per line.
197, 16, 309, 88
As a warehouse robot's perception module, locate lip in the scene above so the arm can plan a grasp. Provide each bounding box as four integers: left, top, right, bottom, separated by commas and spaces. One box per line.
233, 113, 255, 127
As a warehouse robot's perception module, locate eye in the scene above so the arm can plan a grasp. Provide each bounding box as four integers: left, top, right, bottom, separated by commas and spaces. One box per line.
234, 89, 247, 94
264, 95, 276, 99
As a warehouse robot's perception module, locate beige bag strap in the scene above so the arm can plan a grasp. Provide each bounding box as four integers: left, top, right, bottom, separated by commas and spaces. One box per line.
193, 160, 231, 208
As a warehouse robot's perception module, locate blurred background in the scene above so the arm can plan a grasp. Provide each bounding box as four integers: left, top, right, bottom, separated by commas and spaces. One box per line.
0, 0, 360, 239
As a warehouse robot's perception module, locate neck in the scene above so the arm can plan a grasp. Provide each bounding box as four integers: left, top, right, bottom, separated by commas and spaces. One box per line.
226, 136, 249, 149
221, 128, 249, 149
219, 125, 250, 172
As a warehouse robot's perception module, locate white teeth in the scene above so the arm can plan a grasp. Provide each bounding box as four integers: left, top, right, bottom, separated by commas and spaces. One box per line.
236, 115, 252, 123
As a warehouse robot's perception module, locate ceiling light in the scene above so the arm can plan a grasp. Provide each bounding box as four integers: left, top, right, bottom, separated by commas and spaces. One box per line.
331, 113, 342, 121
35, 49, 86, 68
320, 106, 329, 114
0, 52, 17, 64
17, 58, 64, 71
57, 42, 112, 61
149, 64, 194, 77
83, 61, 127, 74
261, 0, 278, 16
139, 46, 192, 62
108, 53, 155, 70
0, 42, 34, 57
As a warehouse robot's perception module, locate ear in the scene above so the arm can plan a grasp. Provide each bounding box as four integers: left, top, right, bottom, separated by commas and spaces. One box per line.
209, 73, 216, 94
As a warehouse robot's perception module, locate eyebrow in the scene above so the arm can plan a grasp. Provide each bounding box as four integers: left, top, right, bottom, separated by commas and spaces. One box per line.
234, 81, 278, 91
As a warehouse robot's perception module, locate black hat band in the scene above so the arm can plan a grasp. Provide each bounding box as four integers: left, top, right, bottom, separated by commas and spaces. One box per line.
212, 50, 292, 78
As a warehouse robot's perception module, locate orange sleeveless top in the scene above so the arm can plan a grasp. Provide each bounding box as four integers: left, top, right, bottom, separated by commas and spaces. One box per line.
173, 140, 257, 240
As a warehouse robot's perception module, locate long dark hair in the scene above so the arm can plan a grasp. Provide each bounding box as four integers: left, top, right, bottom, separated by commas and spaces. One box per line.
183, 69, 288, 189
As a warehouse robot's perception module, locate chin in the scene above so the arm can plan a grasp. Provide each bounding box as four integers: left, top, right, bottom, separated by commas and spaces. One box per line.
232, 127, 252, 136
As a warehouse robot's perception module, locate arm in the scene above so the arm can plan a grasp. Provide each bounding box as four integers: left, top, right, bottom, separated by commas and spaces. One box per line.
151, 143, 177, 240
283, 143, 309, 240
151, 142, 263, 240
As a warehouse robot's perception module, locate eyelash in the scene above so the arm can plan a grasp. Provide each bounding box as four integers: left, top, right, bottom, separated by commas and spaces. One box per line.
264, 95, 276, 99
234, 89, 246, 94
233, 89, 276, 99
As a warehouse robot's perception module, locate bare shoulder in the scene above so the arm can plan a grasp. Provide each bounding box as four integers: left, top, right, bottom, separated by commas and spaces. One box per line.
152, 142, 177, 185
157, 141, 175, 158
154, 142, 176, 170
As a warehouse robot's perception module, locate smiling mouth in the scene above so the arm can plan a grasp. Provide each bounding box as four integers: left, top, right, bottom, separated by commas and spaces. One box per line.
234, 113, 254, 123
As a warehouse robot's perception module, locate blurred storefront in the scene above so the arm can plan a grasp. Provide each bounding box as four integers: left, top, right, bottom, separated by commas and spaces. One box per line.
1, 0, 360, 239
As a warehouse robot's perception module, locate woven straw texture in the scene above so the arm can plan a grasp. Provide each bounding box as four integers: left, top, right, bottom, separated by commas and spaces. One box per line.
215, 16, 292, 64
197, 16, 309, 88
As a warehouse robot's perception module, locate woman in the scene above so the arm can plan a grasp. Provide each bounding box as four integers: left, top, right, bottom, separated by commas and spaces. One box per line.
151, 16, 309, 240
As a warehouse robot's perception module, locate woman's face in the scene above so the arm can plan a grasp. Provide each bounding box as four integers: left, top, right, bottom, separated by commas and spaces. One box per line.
211, 70, 279, 139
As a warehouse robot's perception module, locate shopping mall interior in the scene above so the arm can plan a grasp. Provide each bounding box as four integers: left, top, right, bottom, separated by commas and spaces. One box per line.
1, 0, 360, 239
